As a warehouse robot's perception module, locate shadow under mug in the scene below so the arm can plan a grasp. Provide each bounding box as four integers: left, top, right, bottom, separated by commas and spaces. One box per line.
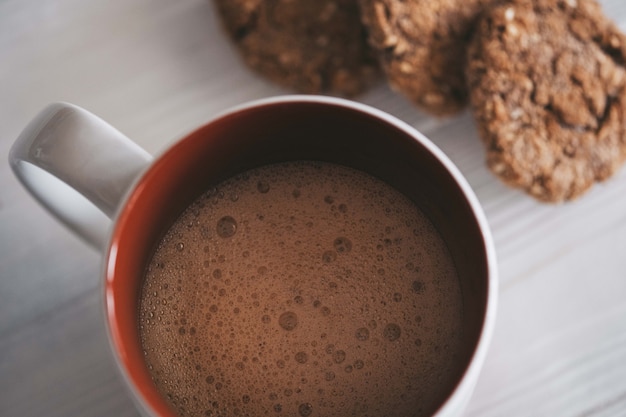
9, 96, 497, 417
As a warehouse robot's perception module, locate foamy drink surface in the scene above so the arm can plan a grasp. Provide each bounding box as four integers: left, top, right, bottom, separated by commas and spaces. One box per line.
140, 161, 464, 417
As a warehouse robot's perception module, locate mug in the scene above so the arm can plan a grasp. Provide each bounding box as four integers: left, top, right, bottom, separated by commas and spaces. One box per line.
9, 96, 497, 417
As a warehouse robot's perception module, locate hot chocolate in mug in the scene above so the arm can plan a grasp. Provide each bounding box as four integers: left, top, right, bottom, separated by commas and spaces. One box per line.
10, 96, 497, 417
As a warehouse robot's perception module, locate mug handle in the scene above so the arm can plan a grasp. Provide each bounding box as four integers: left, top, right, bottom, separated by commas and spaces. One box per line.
9, 102, 153, 249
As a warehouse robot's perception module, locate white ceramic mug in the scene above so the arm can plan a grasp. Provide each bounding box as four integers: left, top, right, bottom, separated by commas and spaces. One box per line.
10, 96, 497, 417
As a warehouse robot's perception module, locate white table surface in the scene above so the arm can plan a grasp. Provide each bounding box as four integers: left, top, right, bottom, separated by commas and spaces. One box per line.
1, 0, 626, 416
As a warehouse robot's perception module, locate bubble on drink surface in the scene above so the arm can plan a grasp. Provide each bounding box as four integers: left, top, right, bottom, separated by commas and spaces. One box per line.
412, 280, 425, 294
324, 195, 334, 204
393, 293, 402, 302
333, 350, 346, 364
383, 323, 402, 341
322, 250, 337, 263
216, 216, 237, 238
257, 181, 270, 193
295, 351, 308, 364
355, 327, 370, 341
205, 375, 215, 384
333, 237, 352, 253
262, 314, 271, 324
278, 311, 298, 331
354, 359, 364, 369
298, 402, 313, 416
176, 242, 184, 252
325, 371, 335, 381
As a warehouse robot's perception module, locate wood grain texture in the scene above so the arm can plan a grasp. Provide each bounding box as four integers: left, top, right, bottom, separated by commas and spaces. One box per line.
1, 0, 625, 416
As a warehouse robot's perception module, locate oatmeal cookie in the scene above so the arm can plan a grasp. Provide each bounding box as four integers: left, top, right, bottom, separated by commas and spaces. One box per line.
359, 0, 496, 116
214, 0, 380, 96
467, 0, 626, 202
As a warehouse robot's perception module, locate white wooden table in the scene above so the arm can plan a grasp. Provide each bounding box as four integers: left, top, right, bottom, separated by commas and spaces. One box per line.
1, 1, 626, 416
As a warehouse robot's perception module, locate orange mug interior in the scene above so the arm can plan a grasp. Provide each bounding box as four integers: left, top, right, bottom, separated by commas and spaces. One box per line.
105, 100, 490, 417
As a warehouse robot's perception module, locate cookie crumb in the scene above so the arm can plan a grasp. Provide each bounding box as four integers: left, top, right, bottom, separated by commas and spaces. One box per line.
504, 7, 515, 21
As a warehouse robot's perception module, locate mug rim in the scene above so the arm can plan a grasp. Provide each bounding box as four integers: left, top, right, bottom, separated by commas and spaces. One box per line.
103, 94, 498, 417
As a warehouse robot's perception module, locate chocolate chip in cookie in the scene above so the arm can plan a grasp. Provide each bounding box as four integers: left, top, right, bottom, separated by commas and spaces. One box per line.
214, 0, 380, 96
359, 0, 496, 116
466, 0, 626, 202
